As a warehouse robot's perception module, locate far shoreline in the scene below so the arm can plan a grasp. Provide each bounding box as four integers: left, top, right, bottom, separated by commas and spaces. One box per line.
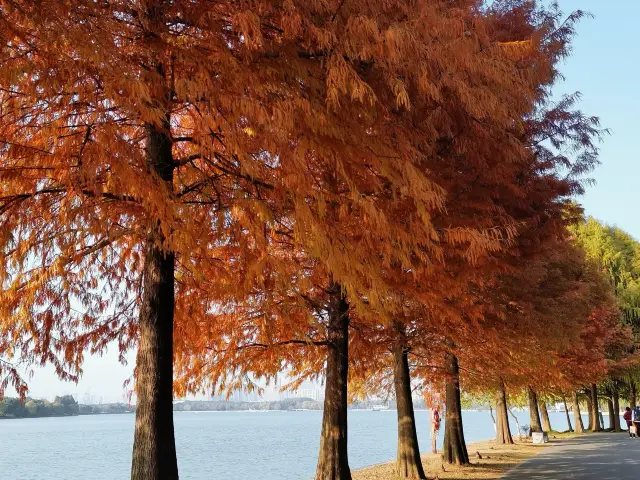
0, 411, 134, 420
3, 405, 591, 420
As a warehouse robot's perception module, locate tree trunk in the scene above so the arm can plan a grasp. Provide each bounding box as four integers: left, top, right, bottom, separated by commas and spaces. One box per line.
130, 121, 179, 479
315, 281, 351, 480
563, 397, 573, 432
585, 391, 593, 430
607, 398, 615, 430
495, 385, 513, 444
442, 351, 468, 465
629, 377, 636, 408
590, 383, 602, 432
527, 386, 542, 435
572, 391, 584, 433
392, 322, 425, 479
612, 385, 621, 432
489, 406, 496, 436
539, 401, 552, 432
508, 408, 522, 440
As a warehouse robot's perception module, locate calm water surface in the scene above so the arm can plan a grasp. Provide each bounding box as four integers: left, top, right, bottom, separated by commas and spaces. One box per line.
0, 409, 604, 479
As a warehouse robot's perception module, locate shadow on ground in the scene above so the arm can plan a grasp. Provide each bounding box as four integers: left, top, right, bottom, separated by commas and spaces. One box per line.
501, 433, 639, 480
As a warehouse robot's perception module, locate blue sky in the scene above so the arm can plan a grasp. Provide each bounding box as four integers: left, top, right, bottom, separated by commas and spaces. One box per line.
555, 0, 639, 238
13, 0, 640, 401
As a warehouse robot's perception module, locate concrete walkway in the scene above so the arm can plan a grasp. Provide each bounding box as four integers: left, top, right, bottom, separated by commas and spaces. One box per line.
502, 433, 640, 479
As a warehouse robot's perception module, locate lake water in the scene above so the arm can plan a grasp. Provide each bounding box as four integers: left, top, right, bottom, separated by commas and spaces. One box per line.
0, 409, 611, 479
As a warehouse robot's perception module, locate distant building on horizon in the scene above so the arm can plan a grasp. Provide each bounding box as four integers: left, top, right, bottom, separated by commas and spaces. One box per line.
290, 387, 324, 402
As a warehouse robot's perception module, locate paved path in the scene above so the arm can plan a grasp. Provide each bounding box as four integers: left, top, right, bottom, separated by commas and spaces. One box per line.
502, 433, 640, 479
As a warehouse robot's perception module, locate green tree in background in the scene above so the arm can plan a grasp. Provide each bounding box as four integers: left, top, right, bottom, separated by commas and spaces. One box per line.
572, 218, 640, 324
0, 395, 79, 418
571, 217, 640, 409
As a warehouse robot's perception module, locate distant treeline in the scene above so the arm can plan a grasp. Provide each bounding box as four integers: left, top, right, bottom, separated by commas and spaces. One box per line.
1, 395, 79, 418
1, 395, 407, 419
0, 395, 134, 419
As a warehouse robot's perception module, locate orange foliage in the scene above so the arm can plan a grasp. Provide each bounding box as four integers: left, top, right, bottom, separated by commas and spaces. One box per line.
0, 0, 630, 478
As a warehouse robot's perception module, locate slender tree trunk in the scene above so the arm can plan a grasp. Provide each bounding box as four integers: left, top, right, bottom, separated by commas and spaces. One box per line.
539, 401, 552, 432
585, 391, 593, 430
442, 351, 468, 465
315, 281, 351, 480
629, 377, 636, 408
130, 119, 179, 479
572, 391, 584, 433
590, 383, 602, 432
489, 406, 496, 436
495, 384, 513, 444
527, 386, 542, 435
392, 322, 425, 479
612, 385, 621, 432
607, 398, 615, 430
508, 408, 522, 440
563, 397, 573, 432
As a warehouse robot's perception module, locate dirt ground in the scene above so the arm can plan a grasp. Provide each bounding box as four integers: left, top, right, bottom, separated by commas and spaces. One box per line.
352, 436, 557, 480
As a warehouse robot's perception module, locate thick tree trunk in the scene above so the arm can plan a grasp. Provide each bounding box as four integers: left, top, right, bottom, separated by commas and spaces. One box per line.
495, 385, 513, 445
315, 282, 351, 480
563, 398, 573, 432
131, 120, 179, 479
527, 386, 543, 435
612, 386, 621, 432
539, 401, 552, 432
585, 391, 593, 430
572, 391, 584, 433
392, 323, 425, 479
629, 378, 636, 408
442, 351, 468, 465
590, 383, 602, 432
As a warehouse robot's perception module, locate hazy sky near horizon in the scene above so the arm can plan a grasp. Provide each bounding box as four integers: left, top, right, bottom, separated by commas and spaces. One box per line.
11, 0, 640, 401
